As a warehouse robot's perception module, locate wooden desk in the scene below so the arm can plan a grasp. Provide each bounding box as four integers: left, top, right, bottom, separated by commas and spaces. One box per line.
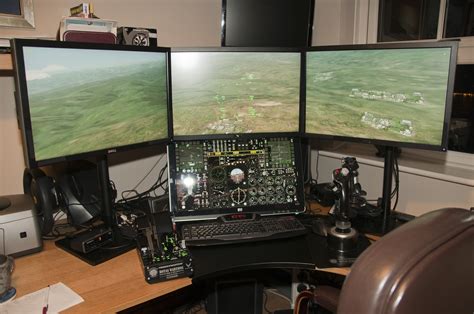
12, 203, 371, 312
12, 241, 192, 313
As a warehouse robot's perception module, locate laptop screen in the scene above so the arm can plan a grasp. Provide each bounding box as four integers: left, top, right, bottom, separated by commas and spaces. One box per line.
168, 135, 305, 222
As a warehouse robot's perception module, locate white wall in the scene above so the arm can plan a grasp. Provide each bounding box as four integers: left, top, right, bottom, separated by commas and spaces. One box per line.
313, 0, 355, 45
0, 77, 25, 195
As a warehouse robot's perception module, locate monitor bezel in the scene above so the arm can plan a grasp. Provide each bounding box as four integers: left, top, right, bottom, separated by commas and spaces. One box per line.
11, 38, 173, 169
220, 0, 315, 48
168, 133, 306, 222
170, 47, 304, 141
303, 41, 458, 151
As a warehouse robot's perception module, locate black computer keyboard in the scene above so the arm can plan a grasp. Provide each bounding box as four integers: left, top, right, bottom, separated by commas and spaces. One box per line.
181, 215, 307, 246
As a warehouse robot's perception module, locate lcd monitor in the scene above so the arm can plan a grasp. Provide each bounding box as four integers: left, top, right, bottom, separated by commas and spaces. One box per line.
171, 48, 302, 138
11, 39, 171, 265
304, 42, 458, 151
168, 135, 306, 222
12, 39, 171, 168
221, 0, 314, 47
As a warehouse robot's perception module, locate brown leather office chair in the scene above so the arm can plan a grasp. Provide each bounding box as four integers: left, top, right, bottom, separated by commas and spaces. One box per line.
309, 208, 474, 314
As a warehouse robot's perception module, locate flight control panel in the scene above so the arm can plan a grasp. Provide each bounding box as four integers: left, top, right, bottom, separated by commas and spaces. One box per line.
169, 136, 305, 220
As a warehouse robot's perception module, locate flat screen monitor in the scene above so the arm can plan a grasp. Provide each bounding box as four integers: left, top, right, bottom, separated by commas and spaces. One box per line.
222, 0, 314, 47
171, 48, 302, 138
304, 42, 458, 150
11, 39, 171, 168
168, 135, 306, 222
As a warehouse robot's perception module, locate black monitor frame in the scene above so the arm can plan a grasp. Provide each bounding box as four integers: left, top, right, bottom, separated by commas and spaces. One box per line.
303, 41, 458, 234
11, 38, 173, 169
170, 47, 305, 141
303, 41, 458, 152
168, 133, 307, 222
11, 38, 172, 265
221, 0, 315, 48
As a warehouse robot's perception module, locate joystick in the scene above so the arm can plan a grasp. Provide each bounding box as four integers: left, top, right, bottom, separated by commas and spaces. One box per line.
327, 158, 362, 266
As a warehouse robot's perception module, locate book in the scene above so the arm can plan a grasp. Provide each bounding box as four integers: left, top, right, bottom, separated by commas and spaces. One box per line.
70, 3, 94, 18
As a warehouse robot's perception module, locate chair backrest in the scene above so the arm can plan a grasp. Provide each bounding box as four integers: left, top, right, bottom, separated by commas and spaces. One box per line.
337, 208, 474, 314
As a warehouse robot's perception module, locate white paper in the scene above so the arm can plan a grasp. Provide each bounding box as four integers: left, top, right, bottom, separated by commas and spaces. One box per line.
0, 282, 84, 314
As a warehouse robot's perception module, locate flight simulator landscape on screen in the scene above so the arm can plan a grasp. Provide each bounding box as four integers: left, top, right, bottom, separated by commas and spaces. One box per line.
305, 48, 451, 145
172, 52, 300, 136
23, 47, 169, 161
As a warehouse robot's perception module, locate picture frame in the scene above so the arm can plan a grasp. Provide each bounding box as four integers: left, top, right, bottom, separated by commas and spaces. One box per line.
0, 0, 35, 29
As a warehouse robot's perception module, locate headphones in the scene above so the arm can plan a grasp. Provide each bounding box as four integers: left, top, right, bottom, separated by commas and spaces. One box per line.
23, 168, 58, 236
23, 163, 117, 236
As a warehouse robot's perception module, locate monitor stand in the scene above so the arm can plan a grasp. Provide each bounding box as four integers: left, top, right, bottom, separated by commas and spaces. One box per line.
352, 146, 398, 235
55, 232, 134, 266
55, 156, 135, 265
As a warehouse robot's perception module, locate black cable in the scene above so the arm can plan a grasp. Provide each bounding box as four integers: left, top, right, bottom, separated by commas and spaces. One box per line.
48, 223, 73, 239
110, 180, 117, 202
119, 154, 167, 202
390, 155, 399, 199
43, 222, 78, 240
312, 150, 320, 182
117, 164, 168, 205
391, 155, 400, 211
126, 154, 165, 194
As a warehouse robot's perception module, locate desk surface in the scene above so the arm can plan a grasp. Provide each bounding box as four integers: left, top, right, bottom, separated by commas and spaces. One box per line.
13, 241, 191, 313
13, 241, 348, 313
13, 203, 358, 312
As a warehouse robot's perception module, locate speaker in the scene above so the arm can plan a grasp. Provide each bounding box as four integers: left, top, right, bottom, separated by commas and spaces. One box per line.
23, 168, 57, 236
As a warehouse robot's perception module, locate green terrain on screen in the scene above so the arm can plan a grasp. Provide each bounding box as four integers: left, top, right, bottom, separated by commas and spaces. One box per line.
27, 62, 168, 161
305, 48, 451, 145
172, 53, 300, 135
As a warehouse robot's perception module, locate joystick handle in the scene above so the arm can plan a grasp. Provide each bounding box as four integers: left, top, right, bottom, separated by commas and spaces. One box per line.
332, 167, 351, 222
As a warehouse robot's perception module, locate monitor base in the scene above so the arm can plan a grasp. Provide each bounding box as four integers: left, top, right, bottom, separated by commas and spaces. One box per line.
56, 234, 135, 266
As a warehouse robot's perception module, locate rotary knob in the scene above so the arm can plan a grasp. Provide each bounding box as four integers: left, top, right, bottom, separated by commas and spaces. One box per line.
148, 267, 159, 278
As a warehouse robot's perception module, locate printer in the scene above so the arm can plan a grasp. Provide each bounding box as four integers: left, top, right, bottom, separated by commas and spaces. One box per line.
0, 194, 43, 257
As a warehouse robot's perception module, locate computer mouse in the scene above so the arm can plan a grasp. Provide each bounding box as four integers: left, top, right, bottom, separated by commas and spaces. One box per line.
312, 218, 328, 237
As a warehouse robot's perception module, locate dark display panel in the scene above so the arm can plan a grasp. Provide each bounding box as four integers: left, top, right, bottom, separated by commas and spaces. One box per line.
169, 136, 305, 221
171, 49, 301, 138
12, 39, 170, 168
222, 0, 314, 47
305, 42, 457, 150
